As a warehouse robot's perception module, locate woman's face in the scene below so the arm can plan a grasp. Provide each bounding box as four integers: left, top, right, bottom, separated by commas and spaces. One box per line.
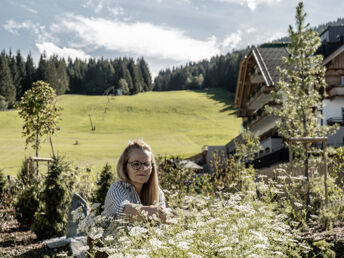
126, 148, 152, 186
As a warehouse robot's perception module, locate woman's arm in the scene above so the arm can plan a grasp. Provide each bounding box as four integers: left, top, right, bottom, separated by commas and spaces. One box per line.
123, 203, 168, 223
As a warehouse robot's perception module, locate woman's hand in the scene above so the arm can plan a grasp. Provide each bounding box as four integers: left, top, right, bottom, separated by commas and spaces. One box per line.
123, 203, 175, 224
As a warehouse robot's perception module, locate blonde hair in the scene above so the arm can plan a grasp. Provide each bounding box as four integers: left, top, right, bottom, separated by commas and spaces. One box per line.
117, 140, 159, 205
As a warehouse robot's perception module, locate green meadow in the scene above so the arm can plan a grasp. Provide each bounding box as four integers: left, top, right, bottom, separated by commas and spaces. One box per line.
0, 89, 241, 176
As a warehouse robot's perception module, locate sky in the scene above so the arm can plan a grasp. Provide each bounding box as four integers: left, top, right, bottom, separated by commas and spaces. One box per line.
1, 0, 344, 78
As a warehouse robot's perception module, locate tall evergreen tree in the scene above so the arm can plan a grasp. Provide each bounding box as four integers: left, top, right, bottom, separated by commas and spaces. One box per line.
128, 58, 143, 94
0, 54, 16, 108
22, 53, 35, 94
265, 2, 337, 219
36, 52, 48, 82
15, 50, 26, 99
139, 57, 152, 91
55, 57, 69, 95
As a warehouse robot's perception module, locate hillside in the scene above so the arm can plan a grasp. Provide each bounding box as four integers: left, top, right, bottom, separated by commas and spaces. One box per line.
0, 89, 241, 176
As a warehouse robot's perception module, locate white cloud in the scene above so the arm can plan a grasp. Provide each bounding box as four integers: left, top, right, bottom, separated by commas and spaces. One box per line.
3, 19, 41, 35
109, 7, 124, 16
246, 27, 257, 33
53, 15, 221, 62
221, 30, 242, 50
26, 8, 38, 14
36, 42, 91, 60
268, 32, 286, 41
216, 0, 281, 11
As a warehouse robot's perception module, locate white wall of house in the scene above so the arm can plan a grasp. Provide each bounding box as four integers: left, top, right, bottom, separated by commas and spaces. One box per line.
323, 96, 344, 123
321, 97, 344, 147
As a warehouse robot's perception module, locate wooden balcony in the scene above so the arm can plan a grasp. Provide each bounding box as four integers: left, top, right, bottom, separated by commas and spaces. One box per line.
328, 86, 344, 97
327, 117, 344, 126
246, 86, 272, 110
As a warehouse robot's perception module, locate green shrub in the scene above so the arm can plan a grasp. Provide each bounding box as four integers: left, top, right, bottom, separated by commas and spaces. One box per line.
93, 163, 114, 213
32, 155, 71, 239
14, 160, 41, 227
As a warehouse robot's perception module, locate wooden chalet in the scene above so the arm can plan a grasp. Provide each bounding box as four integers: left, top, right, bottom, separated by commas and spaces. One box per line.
229, 25, 344, 169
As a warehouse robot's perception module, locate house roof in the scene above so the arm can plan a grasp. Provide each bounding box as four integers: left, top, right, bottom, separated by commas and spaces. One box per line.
253, 43, 289, 87
323, 43, 344, 66
234, 43, 289, 109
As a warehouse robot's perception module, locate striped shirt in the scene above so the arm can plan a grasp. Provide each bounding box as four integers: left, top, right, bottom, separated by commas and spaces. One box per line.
102, 181, 166, 218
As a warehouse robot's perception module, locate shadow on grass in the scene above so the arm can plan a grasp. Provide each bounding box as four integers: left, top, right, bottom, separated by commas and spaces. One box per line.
191, 88, 237, 115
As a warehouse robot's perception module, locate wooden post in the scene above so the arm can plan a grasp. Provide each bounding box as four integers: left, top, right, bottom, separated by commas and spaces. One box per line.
89, 114, 95, 131
25, 158, 30, 176
323, 141, 328, 206
289, 143, 293, 176
49, 136, 55, 158
289, 137, 329, 208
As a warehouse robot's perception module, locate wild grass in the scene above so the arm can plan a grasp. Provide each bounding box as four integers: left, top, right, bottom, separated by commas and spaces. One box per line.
0, 89, 241, 175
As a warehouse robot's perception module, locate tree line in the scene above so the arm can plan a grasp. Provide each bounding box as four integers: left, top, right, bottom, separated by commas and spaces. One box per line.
0, 50, 153, 110
154, 17, 344, 93
153, 50, 246, 93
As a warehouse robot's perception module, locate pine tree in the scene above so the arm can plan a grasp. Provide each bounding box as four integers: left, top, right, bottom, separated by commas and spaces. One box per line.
139, 57, 152, 91
15, 160, 41, 227
128, 58, 143, 94
0, 54, 16, 108
265, 2, 337, 219
22, 53, 35, 94
121, 58, 134, 94
32, 155, 71, 238
55, 57, 69, 95
15, 50, 26, 99
36, 52, 47, 82
93, 163, 114, 213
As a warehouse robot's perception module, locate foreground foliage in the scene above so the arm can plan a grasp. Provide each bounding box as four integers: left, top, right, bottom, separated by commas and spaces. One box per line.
77, 190, 309, 257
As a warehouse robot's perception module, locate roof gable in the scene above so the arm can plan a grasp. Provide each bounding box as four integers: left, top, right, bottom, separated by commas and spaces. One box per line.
254, 43, 289, 87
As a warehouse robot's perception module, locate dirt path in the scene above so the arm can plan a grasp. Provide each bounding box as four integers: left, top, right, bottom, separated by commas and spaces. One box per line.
0, 209, 52, 257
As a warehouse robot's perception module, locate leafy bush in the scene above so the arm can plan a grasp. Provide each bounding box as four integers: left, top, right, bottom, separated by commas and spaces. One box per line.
32, 155, 71, 239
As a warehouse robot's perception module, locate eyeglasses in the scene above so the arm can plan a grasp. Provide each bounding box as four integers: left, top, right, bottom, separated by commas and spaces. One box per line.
127, 161, 152, 170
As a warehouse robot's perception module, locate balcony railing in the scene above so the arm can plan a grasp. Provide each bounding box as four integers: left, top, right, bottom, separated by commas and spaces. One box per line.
243, 107, 267, 128
327, 117, 344, 126
251, 148, 289, 169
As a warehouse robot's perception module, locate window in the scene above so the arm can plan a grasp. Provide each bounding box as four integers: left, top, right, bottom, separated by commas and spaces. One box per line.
341, 76, 344, 85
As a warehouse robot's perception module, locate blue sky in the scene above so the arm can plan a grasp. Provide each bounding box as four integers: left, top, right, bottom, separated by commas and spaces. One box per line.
1, 0, 343, 77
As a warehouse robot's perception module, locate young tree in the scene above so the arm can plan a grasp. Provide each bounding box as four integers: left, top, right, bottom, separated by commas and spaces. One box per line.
17, 80, 62, 160
265, 2, 337, 218
93, 163, 114, 213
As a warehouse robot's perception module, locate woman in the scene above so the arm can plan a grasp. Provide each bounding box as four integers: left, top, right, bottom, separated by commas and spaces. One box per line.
103, 140, 168, 223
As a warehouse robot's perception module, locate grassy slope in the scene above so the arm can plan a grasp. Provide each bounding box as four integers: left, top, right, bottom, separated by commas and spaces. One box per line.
0, 89, 241, 176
